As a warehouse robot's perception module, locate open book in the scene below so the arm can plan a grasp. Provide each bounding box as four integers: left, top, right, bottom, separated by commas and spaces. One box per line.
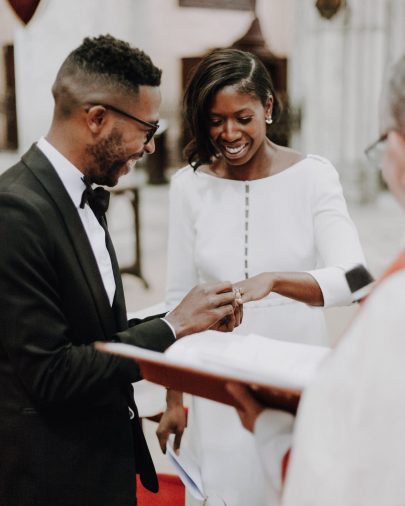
97, 331, 330, 414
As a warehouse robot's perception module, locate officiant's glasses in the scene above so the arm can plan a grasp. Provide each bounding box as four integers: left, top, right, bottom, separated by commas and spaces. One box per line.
364, 132, 389, 171
364, 128, 405, 171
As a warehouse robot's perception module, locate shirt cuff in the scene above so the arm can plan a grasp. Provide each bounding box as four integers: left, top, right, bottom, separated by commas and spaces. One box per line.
306, 265, 356, 307
160, 317, 177, 338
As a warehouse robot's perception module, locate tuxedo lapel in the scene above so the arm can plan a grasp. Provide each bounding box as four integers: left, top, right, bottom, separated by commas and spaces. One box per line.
102, 216, 128, 330
21, 144, 119, 338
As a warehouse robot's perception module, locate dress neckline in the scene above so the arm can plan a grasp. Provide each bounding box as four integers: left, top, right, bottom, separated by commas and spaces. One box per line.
195, 156, 309, 183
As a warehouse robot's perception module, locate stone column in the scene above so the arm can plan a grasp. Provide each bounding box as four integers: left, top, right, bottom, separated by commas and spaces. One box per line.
289, 0, 405, 203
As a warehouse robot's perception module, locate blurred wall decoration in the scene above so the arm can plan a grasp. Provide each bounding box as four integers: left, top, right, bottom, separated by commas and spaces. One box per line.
7, 0, 41, 24
315, 0, 345, 20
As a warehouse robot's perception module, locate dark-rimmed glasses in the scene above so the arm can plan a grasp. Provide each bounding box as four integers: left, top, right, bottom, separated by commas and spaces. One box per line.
89, 103, 159, 145
364, 132, 389, 171
364, 128, 405, 171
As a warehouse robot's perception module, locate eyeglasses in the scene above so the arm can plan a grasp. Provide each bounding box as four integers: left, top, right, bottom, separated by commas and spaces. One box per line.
364, 132, 389, 171
89, 103, 159, 145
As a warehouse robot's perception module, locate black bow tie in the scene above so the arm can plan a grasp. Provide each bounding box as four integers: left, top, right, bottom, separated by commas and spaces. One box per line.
80, 176, 110, 220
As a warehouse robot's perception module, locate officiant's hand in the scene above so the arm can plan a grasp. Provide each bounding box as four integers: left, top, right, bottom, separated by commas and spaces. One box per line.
166, 281, 239, 338
226, 382, 266, 432
156, 390, 186, 454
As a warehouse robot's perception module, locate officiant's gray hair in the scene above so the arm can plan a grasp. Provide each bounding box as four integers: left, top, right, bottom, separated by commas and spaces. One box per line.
383, 55, 405, 134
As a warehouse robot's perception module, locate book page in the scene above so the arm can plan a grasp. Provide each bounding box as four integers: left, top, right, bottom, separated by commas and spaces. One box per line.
166, 435, 205, 501
96, 331, 329, 412
165, 331, 329, 390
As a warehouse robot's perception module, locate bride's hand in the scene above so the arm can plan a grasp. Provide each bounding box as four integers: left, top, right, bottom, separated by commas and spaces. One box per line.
233, 273, 275, 303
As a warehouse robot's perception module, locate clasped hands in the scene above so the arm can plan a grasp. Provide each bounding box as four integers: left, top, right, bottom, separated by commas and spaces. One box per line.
165, 281, 244, 338
164, 274, 275, 340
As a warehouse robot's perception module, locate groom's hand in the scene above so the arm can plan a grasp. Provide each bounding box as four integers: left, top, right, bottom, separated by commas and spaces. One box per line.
166, 282, 240, 338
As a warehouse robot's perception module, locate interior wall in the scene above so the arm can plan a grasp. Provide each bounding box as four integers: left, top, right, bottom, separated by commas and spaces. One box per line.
0, 0, 20, 159
0, 0, 294, 171
288, 0, 405, 203
0, 0, 19, 43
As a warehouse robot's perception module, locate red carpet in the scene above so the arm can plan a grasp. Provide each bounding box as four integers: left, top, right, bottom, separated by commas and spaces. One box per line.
137, 474, 185, 505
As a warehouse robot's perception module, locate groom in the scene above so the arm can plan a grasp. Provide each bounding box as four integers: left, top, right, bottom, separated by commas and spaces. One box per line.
0, 34, 241, 506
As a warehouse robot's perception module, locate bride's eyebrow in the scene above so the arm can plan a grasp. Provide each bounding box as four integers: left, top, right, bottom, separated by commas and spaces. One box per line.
210, 108, 254, 116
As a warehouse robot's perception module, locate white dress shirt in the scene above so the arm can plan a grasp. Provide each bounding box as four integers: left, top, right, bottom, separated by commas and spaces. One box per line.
36, 137, 116, 306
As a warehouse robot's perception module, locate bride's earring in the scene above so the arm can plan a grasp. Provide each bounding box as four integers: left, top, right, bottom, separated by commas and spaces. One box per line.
265, 117, 273, 125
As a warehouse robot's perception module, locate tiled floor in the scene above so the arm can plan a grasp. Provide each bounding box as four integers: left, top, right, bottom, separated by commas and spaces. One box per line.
118, 174, 405, 473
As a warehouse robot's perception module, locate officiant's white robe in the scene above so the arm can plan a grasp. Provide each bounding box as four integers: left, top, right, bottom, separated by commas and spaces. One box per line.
255, 267, 405, 506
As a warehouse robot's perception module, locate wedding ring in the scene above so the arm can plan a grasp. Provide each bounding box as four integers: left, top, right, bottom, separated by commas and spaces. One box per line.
233, 287, 243, 297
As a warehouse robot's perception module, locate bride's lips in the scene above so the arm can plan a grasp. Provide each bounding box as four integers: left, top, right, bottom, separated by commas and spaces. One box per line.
220, 142, 249, 159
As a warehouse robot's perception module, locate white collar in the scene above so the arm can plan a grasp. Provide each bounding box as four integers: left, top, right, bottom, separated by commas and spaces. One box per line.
36, 137, 87, 208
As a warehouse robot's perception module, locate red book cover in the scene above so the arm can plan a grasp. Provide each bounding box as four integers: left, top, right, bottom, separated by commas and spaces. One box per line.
97, 331, 329, 415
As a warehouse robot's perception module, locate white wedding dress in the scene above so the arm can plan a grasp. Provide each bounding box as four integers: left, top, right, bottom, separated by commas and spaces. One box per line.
165, 155, 365, 506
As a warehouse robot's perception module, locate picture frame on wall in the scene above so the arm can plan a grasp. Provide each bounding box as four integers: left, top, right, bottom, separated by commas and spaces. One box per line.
179, 0, 254, 11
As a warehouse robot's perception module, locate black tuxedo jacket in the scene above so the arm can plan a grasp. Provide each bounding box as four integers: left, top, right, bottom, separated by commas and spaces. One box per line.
0, 145, 175, 505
